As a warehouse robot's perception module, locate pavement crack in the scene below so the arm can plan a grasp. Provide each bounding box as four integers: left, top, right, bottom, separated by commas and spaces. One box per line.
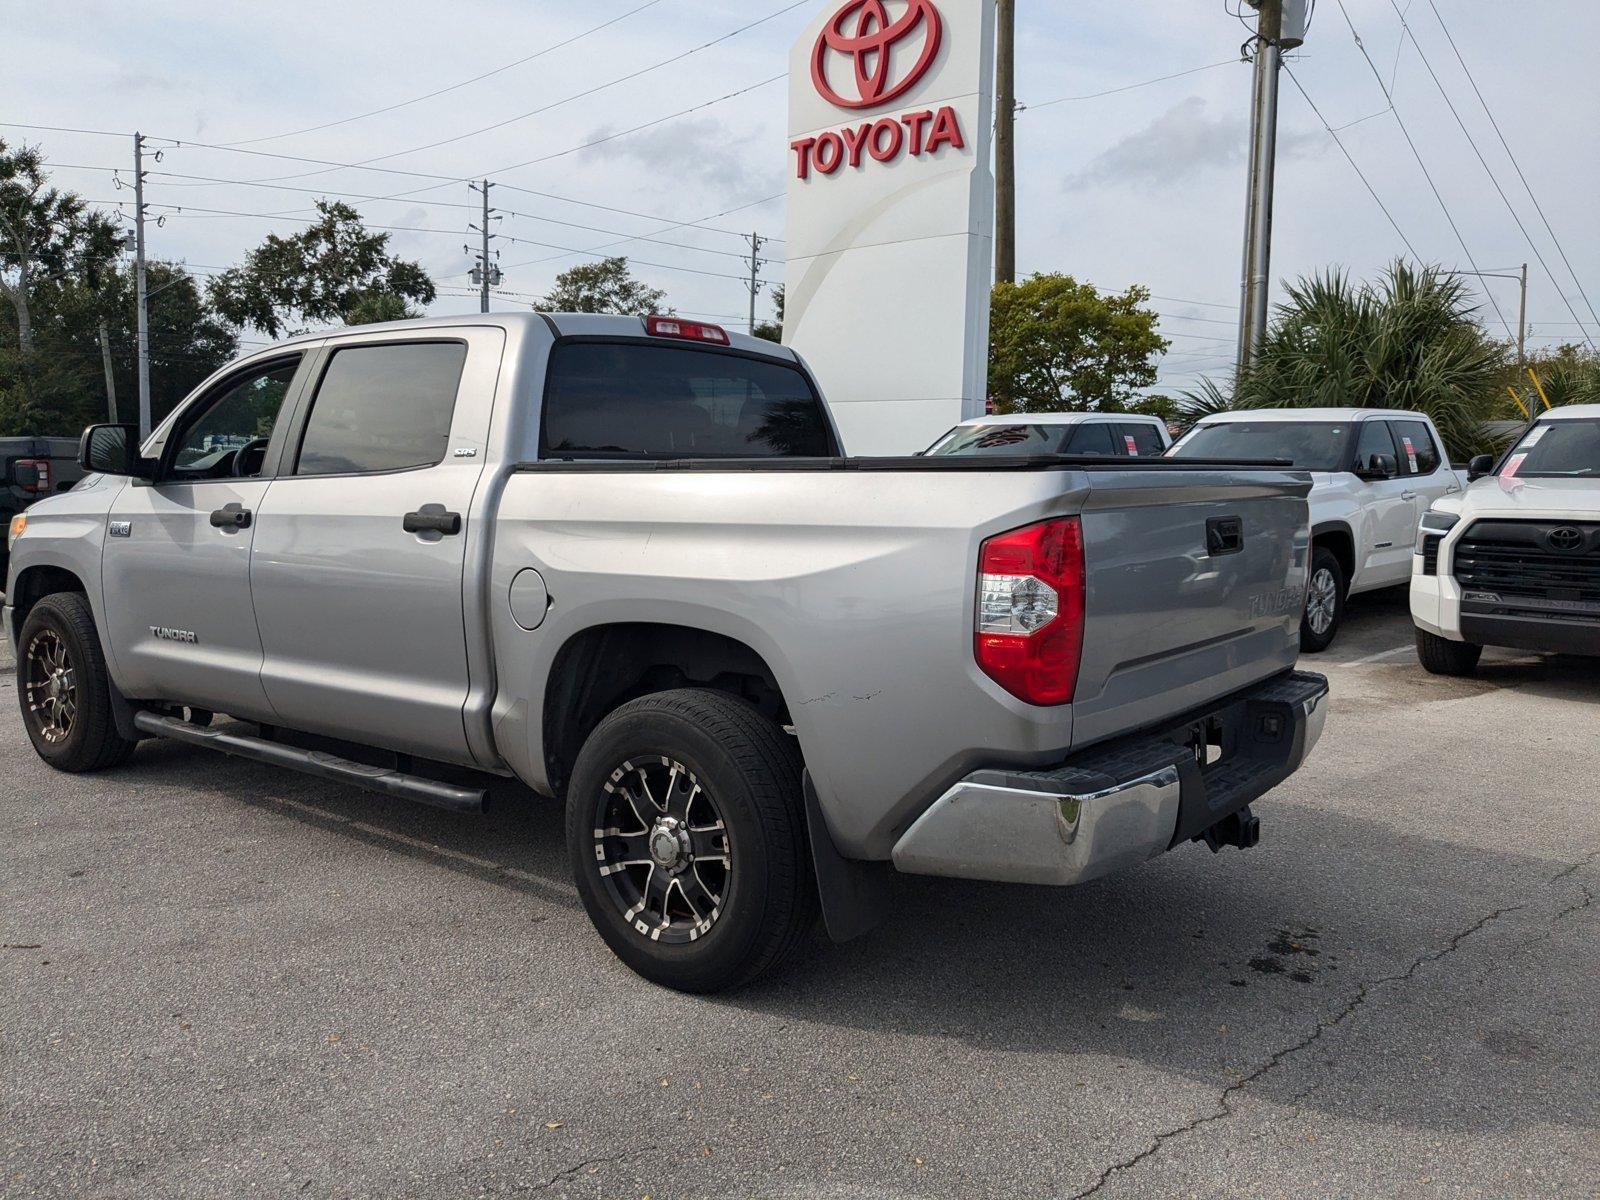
519, 1145, 657, 1194
1068, 901, 1527, 1199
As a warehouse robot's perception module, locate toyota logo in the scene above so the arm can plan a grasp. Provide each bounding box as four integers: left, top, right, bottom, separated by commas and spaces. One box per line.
1547, 526, 1585, 552
811, 0, 944, 111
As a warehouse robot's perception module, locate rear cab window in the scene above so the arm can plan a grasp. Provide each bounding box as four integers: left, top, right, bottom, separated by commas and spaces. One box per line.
540, 342, 837, 460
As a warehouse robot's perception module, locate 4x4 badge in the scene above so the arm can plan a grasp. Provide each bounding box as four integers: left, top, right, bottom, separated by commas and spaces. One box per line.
108, 521, 132, 538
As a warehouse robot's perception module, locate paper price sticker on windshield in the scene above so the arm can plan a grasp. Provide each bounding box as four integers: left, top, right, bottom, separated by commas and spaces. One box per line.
1401, 436, 1419, 472
1503, 453, 1527, 479
1124, 434, 1139, 457
1524, 425, 1549, 446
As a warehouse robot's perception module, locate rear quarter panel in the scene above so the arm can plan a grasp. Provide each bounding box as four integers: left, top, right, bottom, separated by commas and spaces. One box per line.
489, 467, 1090, 858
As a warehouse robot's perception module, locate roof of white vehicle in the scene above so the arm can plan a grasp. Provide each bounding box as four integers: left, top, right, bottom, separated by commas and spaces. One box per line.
1541, 403, 1600, 420
956, 412, 1164, 426
1196, 407, 1426, 423
267, 311, 792, 359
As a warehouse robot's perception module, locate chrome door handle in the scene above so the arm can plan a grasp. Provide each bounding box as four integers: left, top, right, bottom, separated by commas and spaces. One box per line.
1401, 490, 1418, 501
209, 503, 252, 530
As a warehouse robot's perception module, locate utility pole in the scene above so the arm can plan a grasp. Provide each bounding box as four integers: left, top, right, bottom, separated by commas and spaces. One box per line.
994, 0, 1016, 284
1517, 262, 1528, 366
132, 132, 152, 438
1236, 0, 1307, 373
745, 232, 767, 332
1445, 265, 1528, 364
467, 180, 501, 313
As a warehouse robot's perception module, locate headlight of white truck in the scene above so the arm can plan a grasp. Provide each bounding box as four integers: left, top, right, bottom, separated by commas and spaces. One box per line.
1419, 510, 1460, 536
7, 514, 24, 549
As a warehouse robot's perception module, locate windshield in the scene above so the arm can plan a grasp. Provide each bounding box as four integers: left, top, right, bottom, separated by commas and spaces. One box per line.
1501, 419, 1600, 478
1170, 421, 1350, 470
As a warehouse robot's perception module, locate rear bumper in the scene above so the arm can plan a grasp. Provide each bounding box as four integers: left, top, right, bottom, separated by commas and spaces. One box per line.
891, 670, 1329, 886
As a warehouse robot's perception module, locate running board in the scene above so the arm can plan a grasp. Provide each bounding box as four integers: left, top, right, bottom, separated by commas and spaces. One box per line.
132, 712, 486, 814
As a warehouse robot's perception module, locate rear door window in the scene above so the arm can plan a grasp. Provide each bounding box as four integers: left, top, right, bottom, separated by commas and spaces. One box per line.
295, 342, 468, 476
1390, 420, 1442, 475
1353, 421, 1399, 473
1113, 422, 1166, 457
541, 343, 836, 459
1063, 422, 1116, 456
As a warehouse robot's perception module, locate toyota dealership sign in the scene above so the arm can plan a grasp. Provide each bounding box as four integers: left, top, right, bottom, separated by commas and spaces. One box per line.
784, 0, 996, 455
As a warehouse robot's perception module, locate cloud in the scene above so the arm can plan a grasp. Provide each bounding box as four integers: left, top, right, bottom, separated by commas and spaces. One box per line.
582, 116, 770, 198
1064, 96, 1320, 192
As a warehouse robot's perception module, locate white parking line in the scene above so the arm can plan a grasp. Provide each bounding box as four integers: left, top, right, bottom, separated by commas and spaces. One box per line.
1343, 644, 1415, 667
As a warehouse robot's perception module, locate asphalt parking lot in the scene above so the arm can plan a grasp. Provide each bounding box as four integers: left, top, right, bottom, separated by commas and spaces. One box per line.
3, 590, 1597, 1199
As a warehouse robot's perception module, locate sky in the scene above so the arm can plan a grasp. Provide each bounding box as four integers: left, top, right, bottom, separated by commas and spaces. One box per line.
4, 0, 1597, 394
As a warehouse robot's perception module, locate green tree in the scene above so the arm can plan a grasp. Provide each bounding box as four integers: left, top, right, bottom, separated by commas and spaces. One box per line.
753, 285, 785, 343
208, 200, 435, 338
1503, 344, 1600, 419
1186, 262, 1508, 457
540, 256, 668, 315
988, 274, 1168, 413
0, 141, 125, 432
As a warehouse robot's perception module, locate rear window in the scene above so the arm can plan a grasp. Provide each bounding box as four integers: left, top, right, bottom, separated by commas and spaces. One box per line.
927, 423, 1068, 456
1114, 422, 1166, 457
1170, 421, 1350, 470
541, 343, 836, 460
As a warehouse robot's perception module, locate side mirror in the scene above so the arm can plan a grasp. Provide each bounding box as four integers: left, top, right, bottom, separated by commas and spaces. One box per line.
1358, 452, 1397, 481
78, 424, 153, 479
1466, 453, 1494, 482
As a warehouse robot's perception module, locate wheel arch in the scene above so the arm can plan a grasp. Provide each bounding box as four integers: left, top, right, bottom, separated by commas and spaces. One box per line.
540, 621, 794, 800
9, 564, 89, 650
1310, 522, 1356, 586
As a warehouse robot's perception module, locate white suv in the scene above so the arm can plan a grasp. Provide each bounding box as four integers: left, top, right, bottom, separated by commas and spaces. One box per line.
1412, 405, 1600, 675
1171, 409, 1468, 651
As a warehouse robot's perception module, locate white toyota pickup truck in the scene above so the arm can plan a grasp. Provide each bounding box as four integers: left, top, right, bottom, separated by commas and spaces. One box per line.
1171, 408, 1469, 650
1412, 404, 1600, 674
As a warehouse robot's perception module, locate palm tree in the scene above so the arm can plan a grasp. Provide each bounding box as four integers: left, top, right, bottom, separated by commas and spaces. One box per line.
1183, 262, 1509, 456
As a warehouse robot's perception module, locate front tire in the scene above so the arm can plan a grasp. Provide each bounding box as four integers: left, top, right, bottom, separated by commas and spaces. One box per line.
1300, 547, 1346, 654
1415, 627, 1483, 676
17, 592, 139, 772
565, 688, 816, 993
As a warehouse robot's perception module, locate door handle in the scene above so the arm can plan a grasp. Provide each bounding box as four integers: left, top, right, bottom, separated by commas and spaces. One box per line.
403, 508, 462, 536
1401, 490, 1418, 501
209, 503, 252, 530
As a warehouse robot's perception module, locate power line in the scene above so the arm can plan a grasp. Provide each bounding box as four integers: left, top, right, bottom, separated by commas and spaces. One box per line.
1027, 59, 1239, 110
236, 2, 808, 186
1385, 0, 1594, 349
1421, 0, 1600, 344
1331, 0, 1512, 339
1282, 65, 1421, 262
219, 0, 667, 146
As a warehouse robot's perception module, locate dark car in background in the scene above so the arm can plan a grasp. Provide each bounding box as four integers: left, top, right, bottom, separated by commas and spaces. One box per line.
2, 437, 85, 582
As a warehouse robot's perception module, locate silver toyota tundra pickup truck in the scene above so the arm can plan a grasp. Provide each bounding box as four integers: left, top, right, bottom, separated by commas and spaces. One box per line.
5, 313, 1327, 992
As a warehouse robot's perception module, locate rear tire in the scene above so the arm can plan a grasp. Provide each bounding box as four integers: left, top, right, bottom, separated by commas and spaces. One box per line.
1300, 547, 1346, 654
565, 688, 816, 993
1415, 627, 1483, 676
17, 592, 139, 772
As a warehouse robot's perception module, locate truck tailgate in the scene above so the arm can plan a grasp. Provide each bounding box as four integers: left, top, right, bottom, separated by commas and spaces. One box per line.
1070, 467, 1312, 748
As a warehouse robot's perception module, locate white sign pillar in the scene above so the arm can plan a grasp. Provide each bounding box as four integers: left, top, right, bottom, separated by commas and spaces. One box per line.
783, 0, 996, 455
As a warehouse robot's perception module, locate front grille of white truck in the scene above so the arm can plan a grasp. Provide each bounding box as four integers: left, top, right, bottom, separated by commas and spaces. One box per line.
1452, 520, 1600, 609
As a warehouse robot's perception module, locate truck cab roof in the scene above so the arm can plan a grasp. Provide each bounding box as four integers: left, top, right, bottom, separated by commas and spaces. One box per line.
273, 312, 797, 363
1196, 407, 1431, 424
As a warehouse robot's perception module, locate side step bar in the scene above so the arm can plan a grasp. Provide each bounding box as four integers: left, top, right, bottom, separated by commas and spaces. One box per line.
132, 712, 486, 814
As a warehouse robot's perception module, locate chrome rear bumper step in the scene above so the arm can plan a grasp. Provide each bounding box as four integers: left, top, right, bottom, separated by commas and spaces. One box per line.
132, 712, 486, 814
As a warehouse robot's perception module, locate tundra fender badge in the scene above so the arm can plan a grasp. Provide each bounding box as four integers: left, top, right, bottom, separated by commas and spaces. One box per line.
149, 626, 198, 643
108, 521, 132, 538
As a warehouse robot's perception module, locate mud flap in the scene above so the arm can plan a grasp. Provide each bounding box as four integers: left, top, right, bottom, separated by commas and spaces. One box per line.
803, 772, 892, 944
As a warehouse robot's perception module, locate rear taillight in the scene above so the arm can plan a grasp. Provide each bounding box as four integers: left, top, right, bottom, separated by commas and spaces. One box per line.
974, 517, 1085, 705
13, 458, 50, 494
644, 315, 730, 345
